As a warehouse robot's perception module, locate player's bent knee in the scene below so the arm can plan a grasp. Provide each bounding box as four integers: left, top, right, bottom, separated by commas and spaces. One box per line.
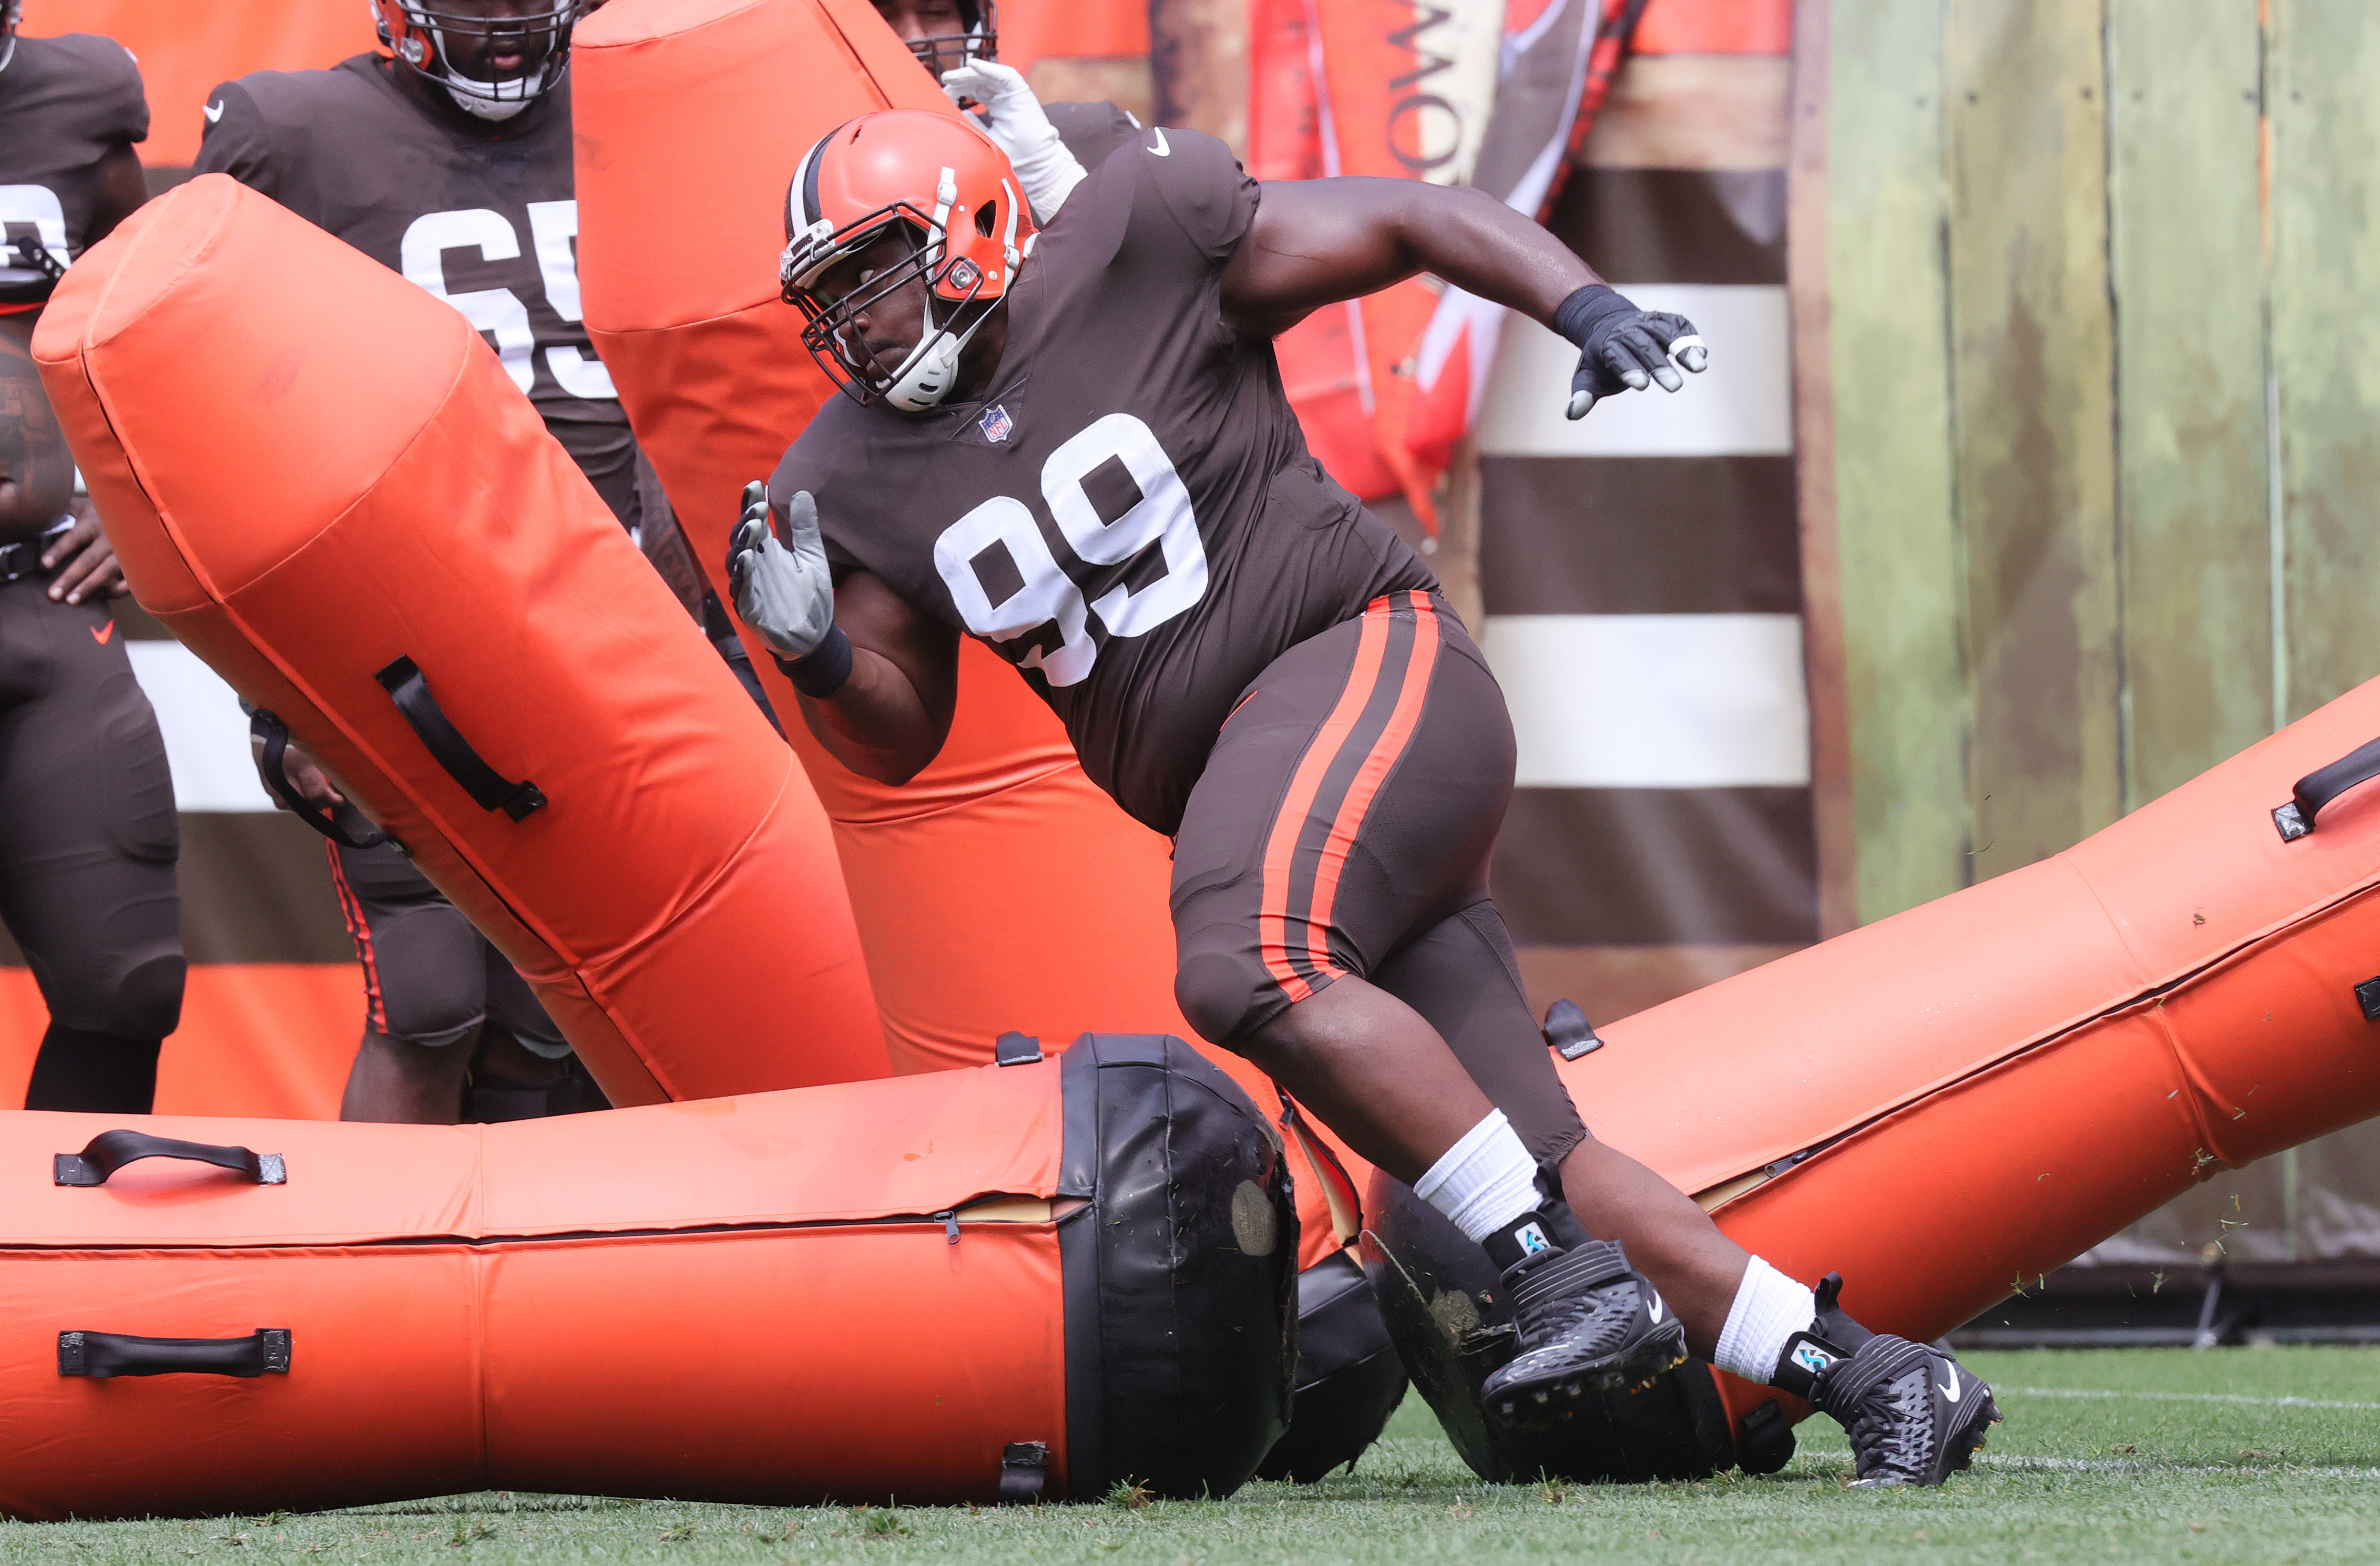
379, 986, 487, 1050
101, 952, 185, 1041
1173, 951, 1269, 1050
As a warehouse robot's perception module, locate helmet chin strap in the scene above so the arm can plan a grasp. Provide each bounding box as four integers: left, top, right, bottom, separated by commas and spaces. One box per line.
447, 86, 534, 119
883, 296, 998, 413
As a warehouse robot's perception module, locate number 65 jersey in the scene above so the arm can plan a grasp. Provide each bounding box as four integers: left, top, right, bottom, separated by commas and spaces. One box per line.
193, 56, 636, 524
773, 127, 1438, 837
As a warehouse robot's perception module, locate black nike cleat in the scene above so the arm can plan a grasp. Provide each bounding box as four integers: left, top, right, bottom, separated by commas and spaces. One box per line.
1774, 1273, 2000, 1488
1476, 1208, 1688, 1431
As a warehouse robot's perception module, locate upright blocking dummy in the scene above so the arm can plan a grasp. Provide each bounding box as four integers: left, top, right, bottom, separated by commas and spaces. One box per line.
32, 173, 886, 1105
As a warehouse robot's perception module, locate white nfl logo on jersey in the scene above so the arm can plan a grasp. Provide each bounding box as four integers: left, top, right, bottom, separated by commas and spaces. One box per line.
979, 404, 1014, 444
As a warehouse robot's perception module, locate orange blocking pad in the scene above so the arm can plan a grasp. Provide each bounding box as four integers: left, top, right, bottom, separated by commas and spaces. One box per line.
573, 0, 1373, 1265
1558, 672, 2380, 1447
0, 1036, 1296, 1520
0, 966, 355, 1121
32, 173, 885, 1107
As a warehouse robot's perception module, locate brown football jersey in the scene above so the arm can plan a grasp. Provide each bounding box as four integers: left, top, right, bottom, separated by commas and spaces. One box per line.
193, 56, 639, 526
0, 32, 148, 307
772, 127, 1437, 835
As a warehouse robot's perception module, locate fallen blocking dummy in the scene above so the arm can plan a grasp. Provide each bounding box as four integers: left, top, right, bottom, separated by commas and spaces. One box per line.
1372, 669, 2380, 1481
0, 1035, 1294, 1520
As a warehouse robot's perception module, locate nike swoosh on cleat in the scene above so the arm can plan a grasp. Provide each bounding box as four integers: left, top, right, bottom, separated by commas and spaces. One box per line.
1647, 1293, 1665, 1325
1147, 127, 1170, 156
90, 621, 115, 645
1941, 1365, 1962, 1400
203, 99, 224, 123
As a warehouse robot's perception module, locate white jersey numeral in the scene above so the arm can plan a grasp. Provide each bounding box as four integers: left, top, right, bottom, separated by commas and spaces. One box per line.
399, 201, 614, 400
932, 414, 1209, 683
933, 495, 1099, 687
0, 184, 71, 276
525, 199, 616, 398
1041, 414, 1208, 637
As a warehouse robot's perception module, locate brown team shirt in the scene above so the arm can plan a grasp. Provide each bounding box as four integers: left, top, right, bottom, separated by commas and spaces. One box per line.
0, 33, 148, 308
192, 56, 640, 525
773, 127, 1437, 835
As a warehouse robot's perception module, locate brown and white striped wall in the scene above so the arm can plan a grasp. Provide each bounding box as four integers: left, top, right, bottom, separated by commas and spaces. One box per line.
1468, 2, 1805, 1023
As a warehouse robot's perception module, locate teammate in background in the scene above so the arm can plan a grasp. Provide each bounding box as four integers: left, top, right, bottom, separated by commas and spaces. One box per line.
0, 5, 187, 1114
870, 0, 1135, 222
195, 0, 682, 1124
732, 112, 2001, 1486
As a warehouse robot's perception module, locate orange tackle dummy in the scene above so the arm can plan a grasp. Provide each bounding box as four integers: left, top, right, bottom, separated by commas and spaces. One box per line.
1369, 671, 2380, 1482
31, 173, 885, 1106
571, 0, 1376, 1262
0, 1036, 1294, 1521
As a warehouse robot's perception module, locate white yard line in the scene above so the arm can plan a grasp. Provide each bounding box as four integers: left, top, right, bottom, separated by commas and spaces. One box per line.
1975, 1453, 2380, 1477
2001, 1386, 2380, 1413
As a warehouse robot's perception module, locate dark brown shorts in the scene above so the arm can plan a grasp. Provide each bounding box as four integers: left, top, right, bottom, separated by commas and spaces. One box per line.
1169, 591, 1587, 1164
0, 574, 183, 1039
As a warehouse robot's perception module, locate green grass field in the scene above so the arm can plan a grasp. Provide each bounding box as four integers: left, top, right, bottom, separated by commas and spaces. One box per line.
12, 1347, 2380, 1564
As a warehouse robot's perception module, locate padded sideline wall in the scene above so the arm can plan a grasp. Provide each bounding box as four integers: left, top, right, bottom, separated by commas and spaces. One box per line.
1814, 0, 2380, 1265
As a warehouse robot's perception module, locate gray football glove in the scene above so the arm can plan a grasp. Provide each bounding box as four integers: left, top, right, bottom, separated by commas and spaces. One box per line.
725, 482, 835, 662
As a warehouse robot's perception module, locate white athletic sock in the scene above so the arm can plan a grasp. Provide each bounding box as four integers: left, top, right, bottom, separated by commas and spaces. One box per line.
1414, 1110, 1542, 1243
1713, 1255, 1817, 1385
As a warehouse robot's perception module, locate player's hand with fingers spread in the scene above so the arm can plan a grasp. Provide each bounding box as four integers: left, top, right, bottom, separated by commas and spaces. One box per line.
940, 58, 1085, 221
1551, 283, 1709, 420
727, 482, 833, 659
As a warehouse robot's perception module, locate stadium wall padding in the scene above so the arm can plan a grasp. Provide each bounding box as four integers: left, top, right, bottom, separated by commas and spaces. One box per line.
29, 172, 887, 1107
0, 1035, 1296, 1520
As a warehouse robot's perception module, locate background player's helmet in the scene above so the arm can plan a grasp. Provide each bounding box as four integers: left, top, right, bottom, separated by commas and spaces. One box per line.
0, 0, 19, 75
368, 0, 580, 121
899, 0, 996, 70
779, 109, 1035, 413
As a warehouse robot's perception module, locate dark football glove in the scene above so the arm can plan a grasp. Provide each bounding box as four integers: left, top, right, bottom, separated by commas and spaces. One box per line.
1552, 283, 1708, 419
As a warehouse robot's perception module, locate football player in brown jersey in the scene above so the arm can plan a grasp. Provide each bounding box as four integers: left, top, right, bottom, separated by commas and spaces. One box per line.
198, 1, 640, 1125
732, 111, 2001, 1487
0, 5, 188, 1114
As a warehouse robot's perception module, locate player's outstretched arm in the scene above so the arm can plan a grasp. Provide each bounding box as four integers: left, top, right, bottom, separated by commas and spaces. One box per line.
726, 484, 956, 784
1219, 177, 1706, 418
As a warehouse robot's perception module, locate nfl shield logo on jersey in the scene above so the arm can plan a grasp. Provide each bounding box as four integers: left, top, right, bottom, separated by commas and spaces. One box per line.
978, 404, 1014, 444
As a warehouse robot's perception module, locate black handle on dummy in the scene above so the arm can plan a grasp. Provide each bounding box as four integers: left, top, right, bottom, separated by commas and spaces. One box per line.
54, 1129, 286, 1186
374, 657, 546, 822
2273, 733, 2380, 841
250, 709, 388, 849
58, 1328, 291, 1379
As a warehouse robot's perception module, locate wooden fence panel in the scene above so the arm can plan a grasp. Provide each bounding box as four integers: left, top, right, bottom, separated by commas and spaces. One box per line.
1943, 0, 2122, 876
2107, 0, 2272, 810
1827, 0, 1971, 924
2271, 1, 2380, 723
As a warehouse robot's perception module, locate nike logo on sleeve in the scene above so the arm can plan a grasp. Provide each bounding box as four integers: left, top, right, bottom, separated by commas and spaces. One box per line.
203, 100, 224, 124
1147, 127, 1170, 157
90, 621, 115, 645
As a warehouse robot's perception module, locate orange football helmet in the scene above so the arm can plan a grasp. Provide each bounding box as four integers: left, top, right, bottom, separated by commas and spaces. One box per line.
779, 109, 1035, 411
